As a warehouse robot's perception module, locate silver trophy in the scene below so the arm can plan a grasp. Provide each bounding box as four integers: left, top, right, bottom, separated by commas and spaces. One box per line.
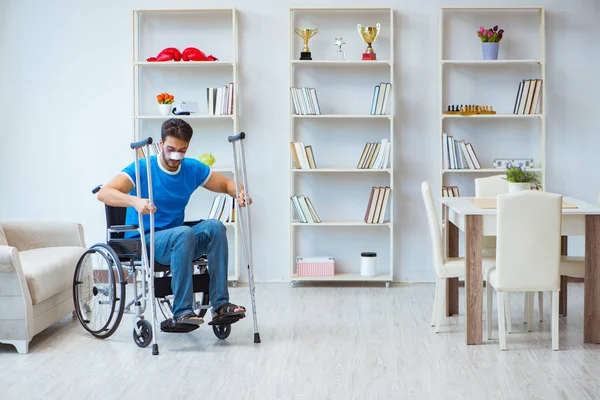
333, 37, 346, 60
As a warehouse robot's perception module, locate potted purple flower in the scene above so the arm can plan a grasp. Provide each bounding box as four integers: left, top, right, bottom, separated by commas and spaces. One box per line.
477, 25, 504, 60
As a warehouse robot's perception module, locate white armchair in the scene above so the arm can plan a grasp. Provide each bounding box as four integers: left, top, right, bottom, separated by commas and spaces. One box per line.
0, 221, 87, 353
486, 191, 562, 350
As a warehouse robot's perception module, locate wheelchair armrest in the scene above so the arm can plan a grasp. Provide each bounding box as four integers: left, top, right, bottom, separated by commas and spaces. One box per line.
109, 224, 139, 232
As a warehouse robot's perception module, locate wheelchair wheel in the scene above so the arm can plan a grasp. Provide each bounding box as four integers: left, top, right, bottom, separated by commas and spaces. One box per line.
133, 319, 152, 348
73, 243, 126, 339
213, 324, 231, 340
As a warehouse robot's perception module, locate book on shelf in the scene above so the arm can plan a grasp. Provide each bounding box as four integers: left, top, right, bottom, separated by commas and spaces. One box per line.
291, 195, 321, 223
207, 193, 235, 223
290, 142, 317, 169
442, 186, 460, 197
357, 138, 391, 169
364, 186, 391, 224
370, 82, 391, 115
207, 83, 234, 115
513, 79, 542, 115
442, 132, 481, 170
290, 87, 321, 115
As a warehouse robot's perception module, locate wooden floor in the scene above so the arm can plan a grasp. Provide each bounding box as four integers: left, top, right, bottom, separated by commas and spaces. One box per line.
1, 282, 599, 399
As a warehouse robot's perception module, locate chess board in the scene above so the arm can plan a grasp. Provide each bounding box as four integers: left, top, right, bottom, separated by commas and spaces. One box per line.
444, 105, 496, 115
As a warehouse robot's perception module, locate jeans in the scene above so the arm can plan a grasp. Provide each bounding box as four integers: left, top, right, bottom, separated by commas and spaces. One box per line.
145, 219, 230, 318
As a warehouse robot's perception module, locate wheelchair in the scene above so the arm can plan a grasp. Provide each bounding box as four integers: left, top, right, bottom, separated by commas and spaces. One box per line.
72, 135, 259, 355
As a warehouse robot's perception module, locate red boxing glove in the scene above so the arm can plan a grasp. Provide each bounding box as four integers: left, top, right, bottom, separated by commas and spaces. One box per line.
147, 47, 181, 62
182, 47, 207, 61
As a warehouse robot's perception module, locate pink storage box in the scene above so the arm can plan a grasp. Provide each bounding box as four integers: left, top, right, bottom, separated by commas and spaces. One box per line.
296, 257, 335, 277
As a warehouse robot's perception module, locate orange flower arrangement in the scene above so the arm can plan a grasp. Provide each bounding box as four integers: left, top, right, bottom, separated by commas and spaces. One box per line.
157, 92, 174, 104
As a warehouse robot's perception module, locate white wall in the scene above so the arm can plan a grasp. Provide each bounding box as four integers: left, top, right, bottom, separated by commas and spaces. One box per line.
1, 0, 598, 282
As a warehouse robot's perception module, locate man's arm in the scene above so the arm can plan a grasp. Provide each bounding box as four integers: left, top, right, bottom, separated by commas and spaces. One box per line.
203, 172, 251, 206
97, 174, 155, 214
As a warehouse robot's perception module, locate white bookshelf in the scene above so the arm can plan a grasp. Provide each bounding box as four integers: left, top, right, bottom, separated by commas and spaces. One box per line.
289, 7, 394, 287
439, 6, 546, 200
132, 8, 241, 285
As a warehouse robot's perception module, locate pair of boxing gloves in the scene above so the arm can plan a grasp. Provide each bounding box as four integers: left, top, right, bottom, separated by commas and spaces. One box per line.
146, 47, 218, 62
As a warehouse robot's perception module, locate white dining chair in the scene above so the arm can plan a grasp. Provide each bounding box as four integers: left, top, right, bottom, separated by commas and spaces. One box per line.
421, 181, 496, 333
486, 190, 562, 350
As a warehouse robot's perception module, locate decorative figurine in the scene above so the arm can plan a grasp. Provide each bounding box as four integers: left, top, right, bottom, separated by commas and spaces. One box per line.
333, 37, 346, 60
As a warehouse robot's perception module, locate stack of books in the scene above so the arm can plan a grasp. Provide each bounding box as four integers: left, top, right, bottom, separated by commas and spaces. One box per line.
364, 186, 391, 224
357, 139, 390, 169
290, 142, 317, 169
370, 82, 392, 115
207, 194, 235, 223
291, 195, 321, 223
442, 132, 481, 170
442, 186, 460, 197
513, 79, 542, 115
207, 83, 234, 115
291, 87, 321, 115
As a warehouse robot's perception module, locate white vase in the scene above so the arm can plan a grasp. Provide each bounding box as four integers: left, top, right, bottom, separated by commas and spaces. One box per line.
508, 182, 531, 193
158, 103, 172, 117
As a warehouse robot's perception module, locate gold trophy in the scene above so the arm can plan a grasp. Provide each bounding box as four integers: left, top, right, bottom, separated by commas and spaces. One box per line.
357, 23, 380, 60
294, 28, 318, 60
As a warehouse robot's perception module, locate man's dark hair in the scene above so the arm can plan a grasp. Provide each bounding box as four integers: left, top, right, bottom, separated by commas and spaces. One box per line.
161, 118, 193, 143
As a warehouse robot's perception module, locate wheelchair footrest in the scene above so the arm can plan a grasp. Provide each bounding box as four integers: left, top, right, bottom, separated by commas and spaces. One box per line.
160, 318, 200, 333
208, 314, 244, 326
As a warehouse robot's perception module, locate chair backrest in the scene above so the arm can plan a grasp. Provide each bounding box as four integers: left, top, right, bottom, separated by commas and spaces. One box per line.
104, 205, 128, 239
495, 190, 562, 291
421, 182, 444, 276
475, 174, 508, 197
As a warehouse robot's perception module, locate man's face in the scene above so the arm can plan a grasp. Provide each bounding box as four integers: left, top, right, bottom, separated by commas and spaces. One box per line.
160, 137, 189, 170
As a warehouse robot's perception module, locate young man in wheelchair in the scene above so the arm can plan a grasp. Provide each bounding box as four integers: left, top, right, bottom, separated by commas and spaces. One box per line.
97, 118, 249, 326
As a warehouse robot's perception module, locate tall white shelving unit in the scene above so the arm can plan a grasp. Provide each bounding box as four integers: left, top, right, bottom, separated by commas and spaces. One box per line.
439, 6, 546, 200
132, 8, 240, 285
289, 8, 394, 287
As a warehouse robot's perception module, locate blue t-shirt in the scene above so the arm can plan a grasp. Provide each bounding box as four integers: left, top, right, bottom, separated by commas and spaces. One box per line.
120, 155, 212, 237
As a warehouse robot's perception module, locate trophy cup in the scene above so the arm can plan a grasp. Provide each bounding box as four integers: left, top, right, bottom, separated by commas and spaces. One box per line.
357, 23, 380, 60
294, 28, 318, 60
333, 37, 346, 60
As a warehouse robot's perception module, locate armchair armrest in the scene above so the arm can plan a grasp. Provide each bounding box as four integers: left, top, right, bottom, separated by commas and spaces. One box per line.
1, 221, 86, 252
0, 245, 18, 273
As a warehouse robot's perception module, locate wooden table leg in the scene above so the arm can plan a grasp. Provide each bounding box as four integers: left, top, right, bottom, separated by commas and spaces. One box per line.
446, 216, 459, 317
560, 236, 568, 316
584, 215, 600, 343
465, 215, 483, 345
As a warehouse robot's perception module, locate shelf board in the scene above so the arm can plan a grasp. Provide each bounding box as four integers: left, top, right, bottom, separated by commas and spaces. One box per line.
211, 168, 235, 173
134, 8, 236, 13
134, 61, 234, 67
442, 59, 541, 65
442, 114, 543, 119
291, 220, 391, 227
292, 168, 391, 173
292, 114, 391, 119
441, 6, 543, 11
290, 7, 393, 11
291, 273, 392, 282
135, 115, 234, 120
442, 168, 543, 174
291, 60, 392, 66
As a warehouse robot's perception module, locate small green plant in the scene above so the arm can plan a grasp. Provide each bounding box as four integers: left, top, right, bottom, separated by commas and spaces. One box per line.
505, 162, 538, 183
477, 25, 504, 43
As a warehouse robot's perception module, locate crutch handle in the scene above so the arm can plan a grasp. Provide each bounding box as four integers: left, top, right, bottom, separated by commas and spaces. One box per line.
92, 185, 102, 194
228, 132, 246, 143
130, 137, 153, 149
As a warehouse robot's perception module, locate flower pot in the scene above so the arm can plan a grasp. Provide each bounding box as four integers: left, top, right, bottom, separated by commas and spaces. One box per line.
481, 42, 499, 60
158, 103, 172, 117
508, 182, 531, 193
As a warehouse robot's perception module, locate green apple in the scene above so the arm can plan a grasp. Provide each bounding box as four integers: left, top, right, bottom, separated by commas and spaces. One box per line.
199, 153, 216, 167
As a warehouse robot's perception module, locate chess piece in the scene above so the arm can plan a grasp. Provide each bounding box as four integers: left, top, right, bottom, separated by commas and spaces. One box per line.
447, 105, 451, 112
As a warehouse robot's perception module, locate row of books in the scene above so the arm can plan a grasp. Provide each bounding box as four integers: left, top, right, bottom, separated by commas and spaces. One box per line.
370, 82, 392, 115
291, 87, 321, 115
357, 139, 391, 169
442, 186, 460, 197
291, 195, 322, 223
207, 194, 235, 223
290, 142, 317, 169
207, 83, 234, 115
513, 79, 542, 115
442, 133, 482, 170
364, 186, 391, 224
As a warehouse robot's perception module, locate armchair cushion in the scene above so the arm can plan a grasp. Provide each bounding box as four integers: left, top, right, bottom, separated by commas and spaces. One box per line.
18, 246, 86, 305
